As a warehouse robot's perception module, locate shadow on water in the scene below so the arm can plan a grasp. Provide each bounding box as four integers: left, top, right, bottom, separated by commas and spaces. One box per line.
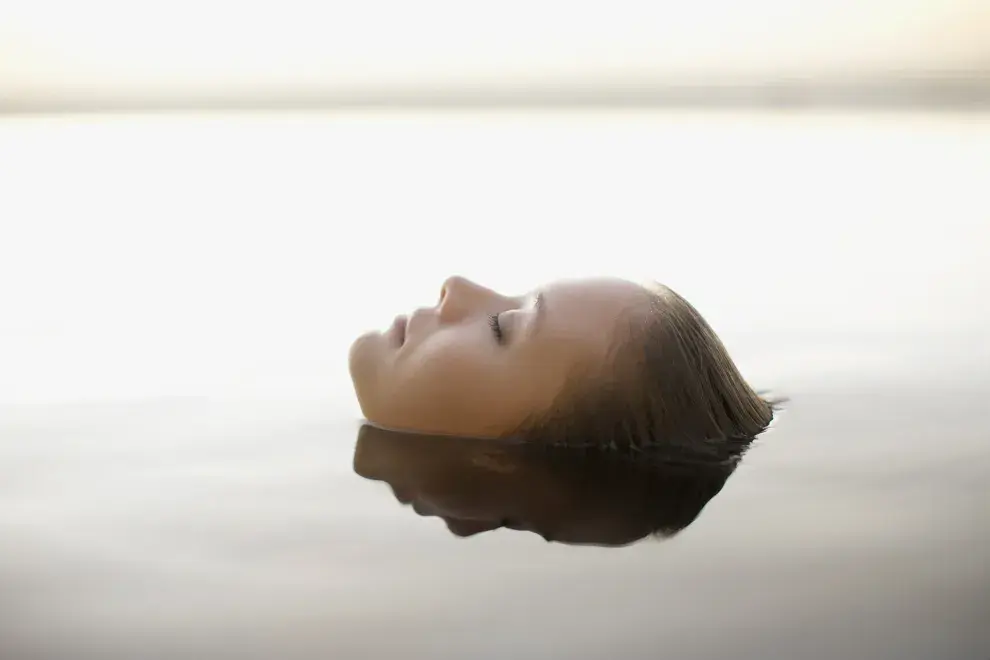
352, 423, 756, 547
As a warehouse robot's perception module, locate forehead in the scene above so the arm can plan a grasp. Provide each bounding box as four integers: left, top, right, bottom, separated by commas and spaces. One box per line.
536, 277, 648, 349
541, 277, 648, 313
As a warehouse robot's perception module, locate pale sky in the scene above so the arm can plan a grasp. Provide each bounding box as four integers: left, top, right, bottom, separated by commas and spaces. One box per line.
1, 0, 988, 105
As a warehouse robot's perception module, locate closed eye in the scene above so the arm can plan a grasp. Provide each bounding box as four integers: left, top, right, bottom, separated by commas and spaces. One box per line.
488, 314, 504, 344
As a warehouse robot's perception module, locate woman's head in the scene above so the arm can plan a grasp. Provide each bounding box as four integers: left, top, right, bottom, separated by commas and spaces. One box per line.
348, 275, 773, 447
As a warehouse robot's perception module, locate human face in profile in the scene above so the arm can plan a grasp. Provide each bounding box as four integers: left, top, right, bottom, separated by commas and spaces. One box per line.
348, 275, 649, 437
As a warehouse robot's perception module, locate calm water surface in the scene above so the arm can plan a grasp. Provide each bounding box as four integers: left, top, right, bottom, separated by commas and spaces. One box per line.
1, 111, 988, 659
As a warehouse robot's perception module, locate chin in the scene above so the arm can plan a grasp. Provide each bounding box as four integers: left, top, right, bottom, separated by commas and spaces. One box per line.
348, 331, 382, 406
348, 328, 380, 364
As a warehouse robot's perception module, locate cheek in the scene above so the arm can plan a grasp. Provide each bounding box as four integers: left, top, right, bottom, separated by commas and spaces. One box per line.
401, 340, 493, 402
382, 330, 581, 435
391, 339, 528, 434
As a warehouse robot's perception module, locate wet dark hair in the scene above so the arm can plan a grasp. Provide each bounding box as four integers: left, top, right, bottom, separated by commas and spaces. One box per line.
516, 283, 776, 452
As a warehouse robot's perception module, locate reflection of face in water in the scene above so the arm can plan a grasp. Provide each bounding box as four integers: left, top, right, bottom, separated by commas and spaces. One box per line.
352, 424, 752, 547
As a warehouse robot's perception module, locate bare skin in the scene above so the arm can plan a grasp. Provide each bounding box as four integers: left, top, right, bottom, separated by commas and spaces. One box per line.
348, 275, 649, 437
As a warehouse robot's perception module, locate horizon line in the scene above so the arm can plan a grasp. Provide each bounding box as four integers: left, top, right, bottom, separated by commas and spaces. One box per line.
4, 74, 988, 115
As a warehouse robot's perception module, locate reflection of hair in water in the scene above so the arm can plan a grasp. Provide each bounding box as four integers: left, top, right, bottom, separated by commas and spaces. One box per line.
353, 424, 753, 547
516, 284, 778, 451
529, 442, 750, 540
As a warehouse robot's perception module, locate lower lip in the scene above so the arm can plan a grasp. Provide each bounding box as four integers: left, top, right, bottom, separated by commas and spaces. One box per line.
389, 315, 408, 346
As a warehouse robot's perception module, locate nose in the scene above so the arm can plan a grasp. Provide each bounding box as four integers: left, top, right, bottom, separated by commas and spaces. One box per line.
437, 275, 503, 324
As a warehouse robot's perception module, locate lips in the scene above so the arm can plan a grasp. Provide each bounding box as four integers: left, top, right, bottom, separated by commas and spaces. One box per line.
389, 314, 408, 346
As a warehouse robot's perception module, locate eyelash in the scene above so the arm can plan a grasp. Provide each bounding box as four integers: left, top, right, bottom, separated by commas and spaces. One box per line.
488, 314, 504, 343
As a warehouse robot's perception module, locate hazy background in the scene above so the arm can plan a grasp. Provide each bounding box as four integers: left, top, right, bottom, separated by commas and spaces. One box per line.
1, 0, 988, 111
1, 0, 989, 407
1, 110, 988, 410
0, 0, 987, 397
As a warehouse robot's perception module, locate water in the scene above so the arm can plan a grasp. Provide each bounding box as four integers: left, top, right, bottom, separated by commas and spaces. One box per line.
0, 111, 988, 658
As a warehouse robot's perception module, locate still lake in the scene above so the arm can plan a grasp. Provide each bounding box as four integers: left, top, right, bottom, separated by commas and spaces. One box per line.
1, 110, 988, 659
